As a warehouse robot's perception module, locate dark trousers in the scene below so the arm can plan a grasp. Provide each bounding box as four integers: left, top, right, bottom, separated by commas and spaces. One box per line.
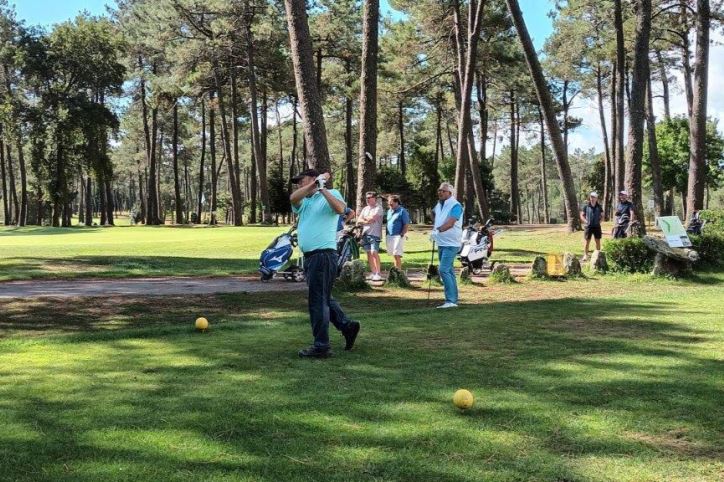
304, 250, 351, 349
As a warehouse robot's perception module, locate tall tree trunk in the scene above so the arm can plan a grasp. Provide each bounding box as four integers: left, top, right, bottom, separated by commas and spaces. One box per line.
14, 138, 27, 226
6, 145, 18, 224
509, 92, 519, 222
476, 70, 488, 173
506, 0, 580, 231
214, 63, 242, 225
538, 107, 550, 224
646, 75, 664, 217
140, 58, 159, 225
679, 4, 694, 119
614, 0, 626, 194
0, 135, 8, 225
344, 65, 355, 206
562, 79, 569, 154
398, 99, 406, 175
610, 66, 618, 215
452, 0, 489, 218
686, 0, 709, 220
104, 178, 114, 225
284, 0, 332, 172
245, 12, 271, 224
355, 0, 379, 211
99, 170, 107, 226
197, 97, 206, 223
209, 92, 218, 225
655, 50, 671, 120
173, 102, 183, 224
596, 64, 613, 220
433, 94, 442, 193
624, 0, 651, 235
137, 159, 145, 223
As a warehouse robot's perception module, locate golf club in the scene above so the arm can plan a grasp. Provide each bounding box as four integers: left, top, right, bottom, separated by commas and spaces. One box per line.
427, 240, 436, 304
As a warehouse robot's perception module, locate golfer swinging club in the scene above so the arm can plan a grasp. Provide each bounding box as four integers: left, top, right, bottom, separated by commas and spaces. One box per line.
431, 182, 463, 308
290, 168, 361, 358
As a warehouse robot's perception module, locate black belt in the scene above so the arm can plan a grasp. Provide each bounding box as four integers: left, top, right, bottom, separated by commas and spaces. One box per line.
303, 248, 336, 257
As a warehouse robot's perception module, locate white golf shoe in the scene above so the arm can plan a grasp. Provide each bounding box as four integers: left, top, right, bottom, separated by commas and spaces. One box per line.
436, 302, 458, 309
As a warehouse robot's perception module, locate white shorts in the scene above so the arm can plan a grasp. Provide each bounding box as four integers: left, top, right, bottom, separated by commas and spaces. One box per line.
386, 235, 405, 257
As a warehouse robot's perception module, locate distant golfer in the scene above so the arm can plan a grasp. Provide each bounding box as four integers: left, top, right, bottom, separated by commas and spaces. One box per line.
580, 192, 603, 262
358, 191, 384, 281
290, 168, 360, 358
431, 182, 463, 309
385, 195, 410, 270
613, 190, 636, 238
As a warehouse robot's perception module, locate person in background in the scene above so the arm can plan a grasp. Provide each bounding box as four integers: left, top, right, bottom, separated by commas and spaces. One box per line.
358, 191, 383, 281
580, 192, 603, 262
613, 190, 636, 238
337, 206, 356, 241
385, 195, 411, 270
431, 182, 463, 309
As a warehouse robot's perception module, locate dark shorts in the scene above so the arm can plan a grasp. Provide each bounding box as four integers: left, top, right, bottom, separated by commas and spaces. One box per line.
585, 225, 602, 240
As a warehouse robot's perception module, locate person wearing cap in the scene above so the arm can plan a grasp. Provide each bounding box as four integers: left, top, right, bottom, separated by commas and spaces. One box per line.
385, 194, 411, 269
580, 192, 603, 262
358, 191, 384, 281
431, 182, 463, 309
614, 190, 636, 238
290, 168, 361, 358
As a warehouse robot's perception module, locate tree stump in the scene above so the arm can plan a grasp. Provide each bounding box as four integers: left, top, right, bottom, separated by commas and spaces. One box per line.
589, 250, 608, 273
563, 252, 582, 277
385, 267, 412, 288
529, 256, 548, 279
643, 236, 699, 277
337, 260, 370, 291
459, 267, 473, 284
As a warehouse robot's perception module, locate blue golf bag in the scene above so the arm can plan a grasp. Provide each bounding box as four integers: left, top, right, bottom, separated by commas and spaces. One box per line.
259, 226, 305, 282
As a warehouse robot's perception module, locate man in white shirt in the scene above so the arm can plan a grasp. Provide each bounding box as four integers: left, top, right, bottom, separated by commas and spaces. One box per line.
358, 191, 383, 281
431, 182, 463, 309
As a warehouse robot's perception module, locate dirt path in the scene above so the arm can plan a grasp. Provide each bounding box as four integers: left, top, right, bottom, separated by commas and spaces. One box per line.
0, 276, 308, 299
0, 264, 531, 299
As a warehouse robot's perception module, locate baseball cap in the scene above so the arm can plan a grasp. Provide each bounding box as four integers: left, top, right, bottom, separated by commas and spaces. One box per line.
590, 192, 598, 197
291, 168, 320, 183
619, 190, 629, 196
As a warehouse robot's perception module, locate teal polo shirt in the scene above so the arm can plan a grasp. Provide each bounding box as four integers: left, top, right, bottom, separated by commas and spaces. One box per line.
292, 188, 345, 253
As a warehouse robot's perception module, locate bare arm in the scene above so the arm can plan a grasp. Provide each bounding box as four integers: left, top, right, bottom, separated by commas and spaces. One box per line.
290, 182, 318, 207
580, 210, 587, 224
320, 188, 346, 215
439, 217, 457, 232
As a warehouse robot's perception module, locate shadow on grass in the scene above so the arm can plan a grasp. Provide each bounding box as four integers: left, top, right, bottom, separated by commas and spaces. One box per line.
0, 293, 722, 480
0, 256, 260, 281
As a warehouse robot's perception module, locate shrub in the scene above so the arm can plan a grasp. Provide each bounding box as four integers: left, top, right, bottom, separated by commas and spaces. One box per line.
336, 260, 371, 292
689, 233, 724, 268
603, 238, 655, 273
385, 267, 412, 288
699, 209, 724, 235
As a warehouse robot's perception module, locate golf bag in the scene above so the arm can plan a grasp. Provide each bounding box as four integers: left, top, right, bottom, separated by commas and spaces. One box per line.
686, 212, 706, 235
336, 225, 363, 275
458, 217, 495, 275
613, 214, 640, 239
259, 226, 305, 282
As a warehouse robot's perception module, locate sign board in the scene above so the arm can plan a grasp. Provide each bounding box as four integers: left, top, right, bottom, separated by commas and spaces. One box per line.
546, 254, 565, 277
656, 216, 692, 248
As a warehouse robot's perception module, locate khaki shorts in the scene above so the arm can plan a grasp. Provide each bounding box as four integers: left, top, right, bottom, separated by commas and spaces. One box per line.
386, 235, 405, 257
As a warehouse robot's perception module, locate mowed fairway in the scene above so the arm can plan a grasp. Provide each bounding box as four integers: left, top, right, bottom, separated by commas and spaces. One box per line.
1, 273, 723, 480
0, 223, 586, 281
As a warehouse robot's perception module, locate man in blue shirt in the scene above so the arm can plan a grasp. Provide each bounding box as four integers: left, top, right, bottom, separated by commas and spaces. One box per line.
290, 169, 360, 358
385, 195, 411, 269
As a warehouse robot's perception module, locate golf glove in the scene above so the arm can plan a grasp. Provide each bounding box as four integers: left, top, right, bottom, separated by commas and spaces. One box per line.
430, 229, 439, 242
315, 175, 327, 189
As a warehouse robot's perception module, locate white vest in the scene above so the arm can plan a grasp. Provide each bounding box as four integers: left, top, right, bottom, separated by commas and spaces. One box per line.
433, 198, 463, 247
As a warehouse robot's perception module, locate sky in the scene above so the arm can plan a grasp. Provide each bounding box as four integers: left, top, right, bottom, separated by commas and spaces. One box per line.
13, 0, 724, 155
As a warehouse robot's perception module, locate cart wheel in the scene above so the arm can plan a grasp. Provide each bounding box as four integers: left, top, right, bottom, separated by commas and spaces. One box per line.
472, 268, 483, 276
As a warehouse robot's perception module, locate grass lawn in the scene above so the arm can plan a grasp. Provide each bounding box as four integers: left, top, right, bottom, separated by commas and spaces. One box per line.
0, 223, 592, 281
1, 272, 722, 481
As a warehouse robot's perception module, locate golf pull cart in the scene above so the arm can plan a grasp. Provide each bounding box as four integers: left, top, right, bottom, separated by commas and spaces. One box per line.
336, 224, 363, 274
259, 225, 305, 283
458, 217, 496, 275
